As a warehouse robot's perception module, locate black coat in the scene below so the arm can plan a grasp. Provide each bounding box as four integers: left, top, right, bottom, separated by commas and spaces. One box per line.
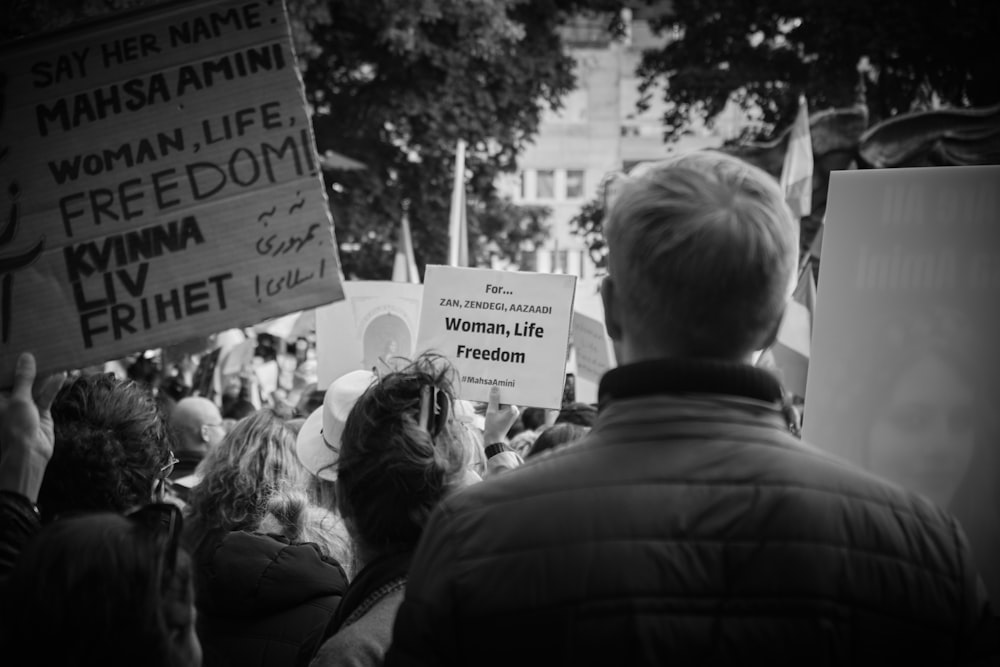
189, 528, 348, 667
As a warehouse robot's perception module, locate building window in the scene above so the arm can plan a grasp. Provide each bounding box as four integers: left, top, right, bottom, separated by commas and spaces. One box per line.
536, 170, 555, 199
566, 170, 585, 199
520, 171, 528, 200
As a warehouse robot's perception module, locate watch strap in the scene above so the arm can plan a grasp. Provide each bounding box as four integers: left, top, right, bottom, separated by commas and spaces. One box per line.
484, 442, 509, 459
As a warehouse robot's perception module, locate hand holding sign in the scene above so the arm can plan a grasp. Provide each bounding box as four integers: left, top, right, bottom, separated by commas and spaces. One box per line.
416, 266, 576, 409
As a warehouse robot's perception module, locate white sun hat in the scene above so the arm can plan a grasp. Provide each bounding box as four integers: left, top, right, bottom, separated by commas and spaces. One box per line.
295, 369, 376, 481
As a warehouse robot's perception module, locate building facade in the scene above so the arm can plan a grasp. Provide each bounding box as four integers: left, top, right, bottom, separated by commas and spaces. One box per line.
501, 10, 740, 278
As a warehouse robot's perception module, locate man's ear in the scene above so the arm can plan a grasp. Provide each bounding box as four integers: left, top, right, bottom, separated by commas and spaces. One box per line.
200, 424, 211, 444
759, 301, 787, 353
600, 276, 624, 342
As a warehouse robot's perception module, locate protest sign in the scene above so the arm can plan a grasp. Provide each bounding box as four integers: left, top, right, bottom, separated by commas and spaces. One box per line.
315, 281, 423, 386
416, 266, 576, 409
0, 0, 345, 381
571, 309, 614, 404
804, 166, 1000, 601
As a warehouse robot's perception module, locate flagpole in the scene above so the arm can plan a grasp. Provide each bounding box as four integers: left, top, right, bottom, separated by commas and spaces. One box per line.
448, 139, 468, 267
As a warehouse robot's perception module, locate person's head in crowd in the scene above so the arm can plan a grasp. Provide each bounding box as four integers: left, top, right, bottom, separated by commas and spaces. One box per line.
254, 333, 279, 362
185, 408, 308, 547
38, 372, 174, 522
556, 402, 598, 427
171, 397, 225, 455
602, 151, 798, 364
2, 504, 200, 667
295, 370, 376, 486
257, 489, 355, 578
337, 354, 469, 567
527, 423, 590, 459
520, 406, 547, 432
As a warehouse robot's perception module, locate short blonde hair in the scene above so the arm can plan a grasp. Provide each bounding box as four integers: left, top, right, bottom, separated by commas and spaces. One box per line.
605, 151, 798, 358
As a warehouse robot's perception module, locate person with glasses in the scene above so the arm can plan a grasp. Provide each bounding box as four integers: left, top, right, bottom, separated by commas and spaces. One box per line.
0, 354, 199, 666
0, 353, 176, 582
182, 409, 349, 667
168, 396, 227, 501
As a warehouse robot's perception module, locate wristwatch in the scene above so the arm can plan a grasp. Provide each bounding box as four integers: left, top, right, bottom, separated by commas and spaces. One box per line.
484, 442, 509, 459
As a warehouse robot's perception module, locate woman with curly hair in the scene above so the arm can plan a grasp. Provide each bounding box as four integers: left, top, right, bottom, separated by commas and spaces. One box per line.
311, 354, 501, 667
182, 409, 349, 667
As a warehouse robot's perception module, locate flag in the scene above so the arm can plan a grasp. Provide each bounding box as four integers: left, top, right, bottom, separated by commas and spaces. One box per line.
771, 260, 817, 398
392, 211, 420, 283
780, 95, 813, 219
448, 139, 469, 267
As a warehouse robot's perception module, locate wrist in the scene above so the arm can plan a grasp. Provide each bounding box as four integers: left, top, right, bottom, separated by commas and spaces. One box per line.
0, 449, 50, 503
484, 442, 510, 459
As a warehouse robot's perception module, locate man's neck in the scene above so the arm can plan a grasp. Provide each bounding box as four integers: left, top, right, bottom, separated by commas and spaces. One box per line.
615, 338, 756, 367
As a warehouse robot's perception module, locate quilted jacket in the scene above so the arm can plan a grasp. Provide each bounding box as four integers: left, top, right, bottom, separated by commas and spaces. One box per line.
386, 359, 999, 667
187, 528, 349, 667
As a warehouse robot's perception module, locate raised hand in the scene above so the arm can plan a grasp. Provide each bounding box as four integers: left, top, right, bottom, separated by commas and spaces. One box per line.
0, 352, 66, 501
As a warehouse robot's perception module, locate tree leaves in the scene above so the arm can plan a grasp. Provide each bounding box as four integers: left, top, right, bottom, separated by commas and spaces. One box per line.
639, 0, 1000, 142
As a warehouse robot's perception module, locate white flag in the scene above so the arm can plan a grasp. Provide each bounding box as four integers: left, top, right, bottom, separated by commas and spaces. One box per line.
780, 96, 813, 219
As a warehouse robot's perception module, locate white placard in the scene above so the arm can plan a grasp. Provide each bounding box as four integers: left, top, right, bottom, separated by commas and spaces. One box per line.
315, 281, 423, 386
416, 266, 576, 409
804, 165, 1000, 602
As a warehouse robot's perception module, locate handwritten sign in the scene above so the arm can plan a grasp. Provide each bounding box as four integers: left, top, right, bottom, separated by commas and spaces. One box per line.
0, 0, 345, 380
315, 281, 423, 386
416, 266, 576, 409
804, 166, 1000, 602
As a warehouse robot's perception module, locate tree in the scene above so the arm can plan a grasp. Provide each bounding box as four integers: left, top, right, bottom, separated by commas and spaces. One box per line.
637, 0, 1000, 142
294, 0, 624, 278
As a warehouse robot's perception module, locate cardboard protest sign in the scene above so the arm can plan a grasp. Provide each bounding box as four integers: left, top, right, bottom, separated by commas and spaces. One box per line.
0, 0, 345, 381
804, 166, 1000, 601
416, 266, 576, 409
315, 281, 424, 387
571, 309, 615, 404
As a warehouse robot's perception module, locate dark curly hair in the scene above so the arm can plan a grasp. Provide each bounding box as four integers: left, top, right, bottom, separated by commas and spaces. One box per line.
337, 354, 468, 555
39, 373, 173, 521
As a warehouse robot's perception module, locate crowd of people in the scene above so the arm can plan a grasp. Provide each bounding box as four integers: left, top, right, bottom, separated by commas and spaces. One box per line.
1, 152, 997, 666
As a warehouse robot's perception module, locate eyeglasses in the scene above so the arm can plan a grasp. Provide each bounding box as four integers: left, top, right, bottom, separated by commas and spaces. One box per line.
126, 502, 184, 593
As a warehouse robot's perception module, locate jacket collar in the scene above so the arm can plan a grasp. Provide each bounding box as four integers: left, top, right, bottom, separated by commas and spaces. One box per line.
599, 358, 785, 407
598, 358, 801, 437
332, 549, 412, 632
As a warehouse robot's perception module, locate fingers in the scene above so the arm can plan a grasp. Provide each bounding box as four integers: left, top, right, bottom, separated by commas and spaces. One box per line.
35, 371, 67, 414
12, 352, 36, 403
488, 385, 500, 414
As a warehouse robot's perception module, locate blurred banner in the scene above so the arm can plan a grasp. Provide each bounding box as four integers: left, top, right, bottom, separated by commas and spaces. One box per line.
315, 281, 423, 387
416, 265, 576, 409
805, 166, 1000, 601
0, 0, 345, 381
